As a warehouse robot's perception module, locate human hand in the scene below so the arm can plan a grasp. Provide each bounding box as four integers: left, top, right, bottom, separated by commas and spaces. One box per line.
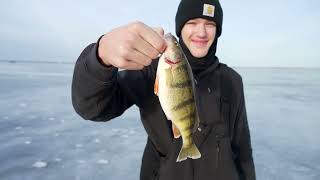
98, 21, 166, 70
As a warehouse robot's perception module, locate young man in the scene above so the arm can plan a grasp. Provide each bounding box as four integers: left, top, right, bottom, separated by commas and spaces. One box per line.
72, 0, 256, 179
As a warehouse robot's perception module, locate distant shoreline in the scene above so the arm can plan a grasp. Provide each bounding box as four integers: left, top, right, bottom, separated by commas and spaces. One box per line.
0, 59, 319, 69
0, 59, 74, 65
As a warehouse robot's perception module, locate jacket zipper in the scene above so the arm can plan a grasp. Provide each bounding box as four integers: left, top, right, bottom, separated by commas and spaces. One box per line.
215, 135, 222, 169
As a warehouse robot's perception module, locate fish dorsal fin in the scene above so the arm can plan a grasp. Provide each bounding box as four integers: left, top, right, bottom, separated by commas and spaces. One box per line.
193, 110, 200, 133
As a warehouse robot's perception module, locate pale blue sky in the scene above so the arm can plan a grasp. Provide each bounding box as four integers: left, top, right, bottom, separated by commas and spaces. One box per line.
1, 0, 319, 67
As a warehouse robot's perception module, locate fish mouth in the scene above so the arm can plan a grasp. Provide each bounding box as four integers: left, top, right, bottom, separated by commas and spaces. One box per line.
164, 33, 174, 40
164, 33, 179, 44
164, 56, 181, 65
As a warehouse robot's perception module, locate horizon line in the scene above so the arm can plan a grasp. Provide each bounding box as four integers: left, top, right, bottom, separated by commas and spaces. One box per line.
0, 59, 319, 69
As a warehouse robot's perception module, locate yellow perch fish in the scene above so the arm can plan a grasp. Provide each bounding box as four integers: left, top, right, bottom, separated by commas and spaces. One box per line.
154, 33, 201, 162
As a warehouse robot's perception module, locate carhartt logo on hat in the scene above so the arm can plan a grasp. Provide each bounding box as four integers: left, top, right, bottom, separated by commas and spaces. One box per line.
203, 4, 215, 17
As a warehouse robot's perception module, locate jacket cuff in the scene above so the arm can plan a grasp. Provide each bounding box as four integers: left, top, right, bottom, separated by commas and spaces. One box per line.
84, 37, 118, 83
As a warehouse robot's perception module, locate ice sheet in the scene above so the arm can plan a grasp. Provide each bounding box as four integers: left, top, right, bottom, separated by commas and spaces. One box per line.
0, 62, 319, 180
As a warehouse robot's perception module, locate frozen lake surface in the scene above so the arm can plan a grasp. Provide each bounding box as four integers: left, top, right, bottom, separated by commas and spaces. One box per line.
0, 61, 319, 180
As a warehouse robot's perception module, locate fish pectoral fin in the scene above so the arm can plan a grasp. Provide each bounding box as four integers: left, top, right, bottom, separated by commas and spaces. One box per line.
154, 75, 159, 96
172, 123, 181, 139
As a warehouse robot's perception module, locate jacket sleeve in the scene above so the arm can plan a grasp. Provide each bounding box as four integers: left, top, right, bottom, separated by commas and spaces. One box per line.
71, 40, 156, 122
232, 78, 256, 180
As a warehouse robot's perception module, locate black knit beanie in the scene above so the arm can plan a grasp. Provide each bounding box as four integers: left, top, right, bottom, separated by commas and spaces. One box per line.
175, 0, 223, 76
175, 0, 223, 38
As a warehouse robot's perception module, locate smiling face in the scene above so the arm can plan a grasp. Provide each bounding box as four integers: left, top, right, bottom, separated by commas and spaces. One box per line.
181, 18, 217, 58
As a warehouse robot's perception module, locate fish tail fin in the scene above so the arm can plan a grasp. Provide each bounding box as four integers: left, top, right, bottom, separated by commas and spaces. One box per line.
176, 143, 201, 162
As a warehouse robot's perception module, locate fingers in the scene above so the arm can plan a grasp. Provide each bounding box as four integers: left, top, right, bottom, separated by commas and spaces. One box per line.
133, 35, 161, 60
126, 49, 152, 66
121, 60, 144, 70
131, 22, 166, 53
115, 45, 151, 69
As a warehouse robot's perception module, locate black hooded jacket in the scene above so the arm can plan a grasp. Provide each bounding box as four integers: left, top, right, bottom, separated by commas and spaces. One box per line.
71, 39, 256, 179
